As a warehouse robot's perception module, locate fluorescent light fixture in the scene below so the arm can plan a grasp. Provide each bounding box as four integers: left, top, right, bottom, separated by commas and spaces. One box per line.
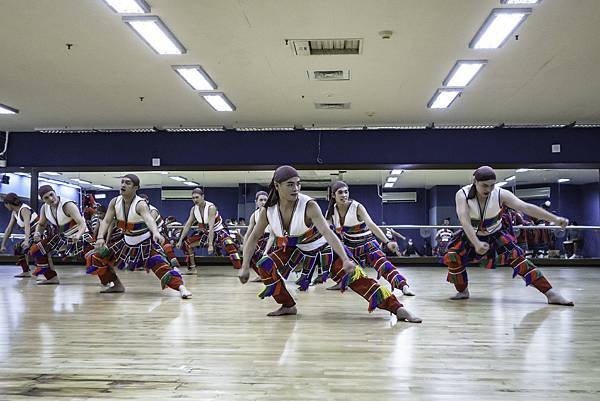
156, 171, 169, 175
102, 0, 150, 13
93, 184, 113, 190
427, 89, 462, 109
0, 103, 19, 114
183, 181, 199, 186
71, 178, 92, 185
496, 181, 508, 187
95, 193, 107, 199
15, 172, 31, 177
506, 175, 516, 181
41, 171, 61, 176
501, 0, 541, 4
201, 93, 236, 112
470, 8, 532, 49
443, 60, 487, 87
515, 168, 530, 173
383, 183, 394, 188
173, 65, 217, 91
387, 177, 398, 183
557, 178, 570, 183
122, 16, 186, 55
169, 176, 187, 182
391, 169, 403, 175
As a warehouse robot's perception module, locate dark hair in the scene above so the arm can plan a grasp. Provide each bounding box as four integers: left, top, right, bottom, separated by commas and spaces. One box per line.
3, 192, 22, 206
192, 188, 204, 196
123, 174, 140, 188
265, 166, 299, 207
325, 181, 349, 220
139, 193, 149, 201
38, 185, 54, 198
467, 166, 497, 199
97, 204, 107, 213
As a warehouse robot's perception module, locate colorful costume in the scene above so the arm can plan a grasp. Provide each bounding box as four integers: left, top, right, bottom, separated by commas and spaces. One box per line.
29, 197, 94, 280
332, 200, 409, 291
86, 195, 183, 291
182, 201, 241, 269
11, 204, 38, 274
442, 185, 552, 294
255, 193, 402, 313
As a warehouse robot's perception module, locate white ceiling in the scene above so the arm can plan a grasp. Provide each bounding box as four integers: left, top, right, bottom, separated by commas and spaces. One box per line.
1, 0, 600, 131
28, 168, 599, 191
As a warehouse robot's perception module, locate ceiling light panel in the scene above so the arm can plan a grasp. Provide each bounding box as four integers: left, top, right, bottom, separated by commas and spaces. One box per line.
427, 89, 462, 109
469, 8, 532, 49
123, 16, 186, 55
173, 65, 217, 91
202, 93, 236, 112
443, 60, 487, 87
102, 0, 150, 14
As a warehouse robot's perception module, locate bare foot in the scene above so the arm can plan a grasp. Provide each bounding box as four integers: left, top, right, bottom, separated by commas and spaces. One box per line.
545, 289, 574, 306
267, 305, 297, 317
37, 276, 59, 285
179, 285, 192, 299
100, 280, 125, 293
395, 307, 422, 323
450, 289, 469, 300
326, 282, 342, 291
401, 285, 415, 296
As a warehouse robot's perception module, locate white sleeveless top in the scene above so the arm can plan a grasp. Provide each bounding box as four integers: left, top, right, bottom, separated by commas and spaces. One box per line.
252, 208, 271, 234
461, 184, 503, 235
42, 197, 83, 236
193, 201, 224, 231
13, 204, 38, 229
148, 204, 164, 229
332, 200, 373, 242
266, 193, 327, 251
115, 195, 151, 245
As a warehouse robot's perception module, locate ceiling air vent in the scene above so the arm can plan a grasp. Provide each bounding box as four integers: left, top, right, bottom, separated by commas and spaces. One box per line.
308, 70, 350, 81
314, 102, 351, 110
290, 39, 362, 56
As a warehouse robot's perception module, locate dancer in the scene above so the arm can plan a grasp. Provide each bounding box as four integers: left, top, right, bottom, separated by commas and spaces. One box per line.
86, 174, 191, 298
29, 185, 94, 284
239, 166, 421, 322
443, 166, 573, 306
325, 181, 414, 295
139, 193, 180, 269
242, 191, 274, 282
176, 188, 241, 272
1, 193, 39, 278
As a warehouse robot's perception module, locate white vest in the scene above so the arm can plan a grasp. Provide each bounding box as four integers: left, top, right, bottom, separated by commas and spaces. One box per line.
266, 193, 327, 251
193, 201, 224, 231
148, 204, 164, 229
461, 184, 503, 235
252, 208, 270, 234
332, 200, 373, 242
13, 204, 38, 229
115, 195, 150, 245
42, 197, 82, 236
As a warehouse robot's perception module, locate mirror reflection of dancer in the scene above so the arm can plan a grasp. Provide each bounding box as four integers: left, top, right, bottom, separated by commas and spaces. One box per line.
326, 181, 414, 296
1, 193, 39, 278
176, 188, 241, 273
29, 186, 95, 285
434, 218, 453, 256
239, 166, 421, 322
443, 166, 573, 306
242, 191, 274, 283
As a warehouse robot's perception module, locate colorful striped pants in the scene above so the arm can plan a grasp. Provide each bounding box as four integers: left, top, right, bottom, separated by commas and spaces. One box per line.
183, 229, 241, 269
86, 237, 183, 291
442, 228, 552, 293
256, 246, 402, 313
346, 239, 408, 291
29, 233, 94, 280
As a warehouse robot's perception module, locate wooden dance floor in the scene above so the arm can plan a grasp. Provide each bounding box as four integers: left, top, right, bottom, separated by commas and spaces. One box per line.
0, 265, 597, 400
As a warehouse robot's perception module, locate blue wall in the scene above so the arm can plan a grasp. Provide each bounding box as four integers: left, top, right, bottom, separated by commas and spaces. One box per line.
7, 128, 600, 168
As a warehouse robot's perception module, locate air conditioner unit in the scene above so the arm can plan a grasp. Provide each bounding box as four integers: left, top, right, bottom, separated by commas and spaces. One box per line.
162, 189, 194, 200
515, 187, 550, 200
382, 192, 417, 203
